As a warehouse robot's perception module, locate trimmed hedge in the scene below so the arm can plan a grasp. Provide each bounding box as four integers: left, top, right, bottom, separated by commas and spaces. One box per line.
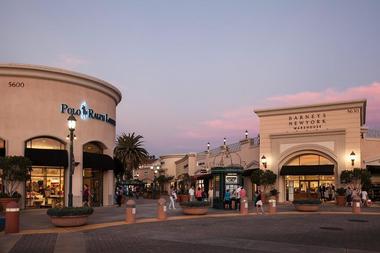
293, 199, 321, 205
47, 207, 94, 217
180, 201, 209, 207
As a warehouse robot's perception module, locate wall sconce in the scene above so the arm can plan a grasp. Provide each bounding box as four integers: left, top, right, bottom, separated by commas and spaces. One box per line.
261, 155, 267, 168
350, 151, 356, 166
245, 130, 248, 139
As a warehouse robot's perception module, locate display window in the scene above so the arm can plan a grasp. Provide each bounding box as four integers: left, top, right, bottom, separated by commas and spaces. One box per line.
26, 167, 65, 208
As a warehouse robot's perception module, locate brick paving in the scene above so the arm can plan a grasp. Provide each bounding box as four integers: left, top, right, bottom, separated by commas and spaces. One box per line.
1, 214, 380, 252
8, 233, 57, 253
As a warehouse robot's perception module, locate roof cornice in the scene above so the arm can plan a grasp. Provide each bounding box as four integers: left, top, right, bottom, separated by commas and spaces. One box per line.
0, 63, 122, 105
254, 99, 366, 125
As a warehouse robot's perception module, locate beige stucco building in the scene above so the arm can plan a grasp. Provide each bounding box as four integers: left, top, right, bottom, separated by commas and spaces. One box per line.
156, 99, 380, 204
254, 99, 380, 202
0, 64, 121, 208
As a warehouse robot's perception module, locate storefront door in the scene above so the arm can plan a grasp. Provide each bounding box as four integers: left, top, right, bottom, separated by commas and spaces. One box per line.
83, 168, 103, 207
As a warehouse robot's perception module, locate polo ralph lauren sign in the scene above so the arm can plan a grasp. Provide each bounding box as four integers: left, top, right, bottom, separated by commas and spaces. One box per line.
61, 102, 116, 126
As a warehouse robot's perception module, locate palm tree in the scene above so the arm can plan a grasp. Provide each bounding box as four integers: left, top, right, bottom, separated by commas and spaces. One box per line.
114, 133, 149, 179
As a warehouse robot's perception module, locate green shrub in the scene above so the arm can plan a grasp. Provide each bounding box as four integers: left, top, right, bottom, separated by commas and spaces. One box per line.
336, 187, 346, 196
0, 191, 21, 198
47, 207, 94, 217
293, 199, 321, 205
180, 201, 209, 207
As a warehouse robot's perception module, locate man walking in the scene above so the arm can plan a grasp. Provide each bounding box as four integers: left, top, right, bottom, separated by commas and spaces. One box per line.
189, 186, 195, 201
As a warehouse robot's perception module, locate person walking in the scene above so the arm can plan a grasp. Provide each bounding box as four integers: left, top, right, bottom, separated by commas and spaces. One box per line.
83, 184, 91, 207
361, 189, 368, 207
168, 186, 176, 209
189, 186, 195, 201
116, 187, 122, 207
196, 187, 203, 201
224, 189, 231, 209
236, 186, 242, 210
256, 190, 264, 214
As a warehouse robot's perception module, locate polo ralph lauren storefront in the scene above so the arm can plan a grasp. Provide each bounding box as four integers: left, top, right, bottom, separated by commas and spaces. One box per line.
0, 64, 122, 208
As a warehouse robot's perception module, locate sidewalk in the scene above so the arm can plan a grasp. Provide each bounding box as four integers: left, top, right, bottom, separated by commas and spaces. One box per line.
8, 198, 380, 233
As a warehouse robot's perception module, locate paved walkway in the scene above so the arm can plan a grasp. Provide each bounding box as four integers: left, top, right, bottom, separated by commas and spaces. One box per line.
1, 213, 380, 253
16, 198, 380, 231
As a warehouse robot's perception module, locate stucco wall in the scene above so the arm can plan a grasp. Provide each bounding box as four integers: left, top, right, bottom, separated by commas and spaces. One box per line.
0, 64, 121, 207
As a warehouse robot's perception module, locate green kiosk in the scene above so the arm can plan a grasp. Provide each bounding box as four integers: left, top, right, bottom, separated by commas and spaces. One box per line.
211, 166, 244, 209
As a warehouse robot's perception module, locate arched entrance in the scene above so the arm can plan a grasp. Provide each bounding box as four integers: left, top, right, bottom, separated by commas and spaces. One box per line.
280, 153, 336, 201
83, 141, 114, 207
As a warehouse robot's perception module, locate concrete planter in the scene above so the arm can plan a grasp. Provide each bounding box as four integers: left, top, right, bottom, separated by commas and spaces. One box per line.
182, 207, 208, 215
336, 196, 346, 206
50, 215, 90, 227
294, 204, 320, 212
0, 198, 19, 209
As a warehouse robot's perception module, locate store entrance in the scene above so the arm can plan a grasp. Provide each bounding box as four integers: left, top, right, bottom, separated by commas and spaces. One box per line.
83, 168, 103, 207
286, 175, 335, 201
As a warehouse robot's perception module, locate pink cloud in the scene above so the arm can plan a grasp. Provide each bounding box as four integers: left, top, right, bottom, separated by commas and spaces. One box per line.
179, 82, 380, 144
54, 54, 88, 70
266, 82, 380, 127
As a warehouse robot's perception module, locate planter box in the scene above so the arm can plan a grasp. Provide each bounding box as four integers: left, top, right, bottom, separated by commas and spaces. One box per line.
49, 215, 89, 227
294, 204, 320, 212
336, 196, 346, 207
177, 195, 190, 203
182, 207, 208, 215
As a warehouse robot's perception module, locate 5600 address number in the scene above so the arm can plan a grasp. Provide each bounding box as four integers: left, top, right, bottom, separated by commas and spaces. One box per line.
8, 81, 25, 88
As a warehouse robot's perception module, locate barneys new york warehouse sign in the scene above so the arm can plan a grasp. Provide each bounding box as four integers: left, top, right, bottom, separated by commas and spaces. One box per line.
61, 102, 116, 126
289, 113, 326, 130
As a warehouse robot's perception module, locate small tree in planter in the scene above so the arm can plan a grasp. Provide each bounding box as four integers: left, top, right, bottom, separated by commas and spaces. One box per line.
340, 168, 372, 199
0, 156, 32, 208
335, 187, 346, 206
251, 169, 277, 203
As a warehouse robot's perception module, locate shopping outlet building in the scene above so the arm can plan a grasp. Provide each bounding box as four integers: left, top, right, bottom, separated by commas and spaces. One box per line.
137, 99, 380, 203
0, 64, 122, 208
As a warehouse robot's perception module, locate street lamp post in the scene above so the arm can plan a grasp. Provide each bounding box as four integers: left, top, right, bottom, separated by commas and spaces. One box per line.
67, 115, 77, 207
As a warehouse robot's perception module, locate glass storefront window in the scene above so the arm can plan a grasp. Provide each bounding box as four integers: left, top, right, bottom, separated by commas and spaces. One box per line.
26, 137, 65, 150
285, 175, 335, 200
83, 142, 103, 154
26, 167, 64, 208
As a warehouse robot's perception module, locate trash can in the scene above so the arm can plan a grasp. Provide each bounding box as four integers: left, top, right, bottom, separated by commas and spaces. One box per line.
0, 217, 5, 232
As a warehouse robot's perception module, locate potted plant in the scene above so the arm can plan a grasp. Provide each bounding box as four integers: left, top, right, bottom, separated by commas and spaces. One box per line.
251, 169, 277, 203
47, 207, 94, 227
0, 156, 32, 209
293, 199, 321, 212
180, 201, 209, 215
335, 187, 346, 206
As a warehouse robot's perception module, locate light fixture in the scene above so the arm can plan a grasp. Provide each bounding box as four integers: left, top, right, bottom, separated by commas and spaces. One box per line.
261, 155, 267, 168
154, 170, 158, 174
245, 130, 248, 139
224, 137, 226, 146
67, 114, 77, 208
207, 142, 210, 151
67, 115, 76, 130
150, 166, 154, 170
350, 151, 356, 166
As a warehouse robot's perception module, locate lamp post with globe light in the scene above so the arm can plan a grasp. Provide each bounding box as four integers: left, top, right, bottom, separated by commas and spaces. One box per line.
67, 115, 76, 207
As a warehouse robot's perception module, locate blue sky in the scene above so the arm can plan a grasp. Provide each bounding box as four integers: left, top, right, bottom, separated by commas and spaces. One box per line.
1, 1, 380, 155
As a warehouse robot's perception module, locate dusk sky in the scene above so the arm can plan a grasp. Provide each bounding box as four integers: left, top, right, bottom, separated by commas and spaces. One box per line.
1, 1, 380, 155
